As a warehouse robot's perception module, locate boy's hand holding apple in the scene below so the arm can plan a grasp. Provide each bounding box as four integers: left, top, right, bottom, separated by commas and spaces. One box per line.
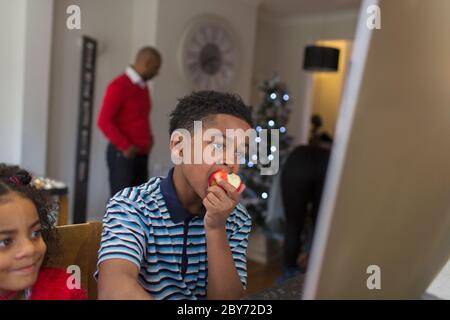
203, 170, 245, 231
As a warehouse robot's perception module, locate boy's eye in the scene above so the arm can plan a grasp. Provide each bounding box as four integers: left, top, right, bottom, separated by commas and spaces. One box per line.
212, 142, 224, 150
30, 230, 42, 240
0, 239, 12, 248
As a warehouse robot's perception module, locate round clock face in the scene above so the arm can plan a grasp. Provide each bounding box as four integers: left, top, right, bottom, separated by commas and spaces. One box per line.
180, 18, 237, 91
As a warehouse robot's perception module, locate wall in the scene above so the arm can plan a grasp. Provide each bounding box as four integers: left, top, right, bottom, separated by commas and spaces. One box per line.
311, 39, 352, 136
21, 0, 54, 176
252, 11, 359, 146
47, 0, 135, 222
0, 0, 26, 165
131, 0, 159, 59
0, 0, 53, 176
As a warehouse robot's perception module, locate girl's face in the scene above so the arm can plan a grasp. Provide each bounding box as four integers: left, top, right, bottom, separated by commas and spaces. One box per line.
0, 193, 46, 293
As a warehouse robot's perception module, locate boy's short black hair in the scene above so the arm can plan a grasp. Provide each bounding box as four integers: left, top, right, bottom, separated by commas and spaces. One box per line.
169, 91, 254, 134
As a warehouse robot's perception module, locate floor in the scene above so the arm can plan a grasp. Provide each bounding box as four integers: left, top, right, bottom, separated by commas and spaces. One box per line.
244, 258, 282, 297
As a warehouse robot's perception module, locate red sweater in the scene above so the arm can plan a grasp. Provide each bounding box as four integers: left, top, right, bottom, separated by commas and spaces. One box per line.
97, 74, 153, 154
30, 267, 87, 300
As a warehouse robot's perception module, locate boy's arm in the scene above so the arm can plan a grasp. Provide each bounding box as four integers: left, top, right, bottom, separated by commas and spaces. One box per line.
98, 259, 153, 300
203, 180, 247, 300
206, 228, 244, 300
96, 194, 151, 299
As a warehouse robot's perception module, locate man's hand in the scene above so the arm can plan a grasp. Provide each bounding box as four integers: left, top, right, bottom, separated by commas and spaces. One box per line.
203, 180, 245, 231
123, 145, 139, 159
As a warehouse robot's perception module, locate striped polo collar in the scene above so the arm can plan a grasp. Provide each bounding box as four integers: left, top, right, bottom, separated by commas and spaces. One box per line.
160, 167, 205, 223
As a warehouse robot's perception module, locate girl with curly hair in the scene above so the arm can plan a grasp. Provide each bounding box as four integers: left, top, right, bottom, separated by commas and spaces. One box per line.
0, 164, 86, 300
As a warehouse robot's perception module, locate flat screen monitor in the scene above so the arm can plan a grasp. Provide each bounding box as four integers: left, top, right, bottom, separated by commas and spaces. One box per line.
303, 0, 450, 299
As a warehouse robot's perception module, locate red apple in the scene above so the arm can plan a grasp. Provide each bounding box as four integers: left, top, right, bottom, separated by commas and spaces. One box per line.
208, 169, 227, 186
227, 173, 244, 192
208, 169, 244, 192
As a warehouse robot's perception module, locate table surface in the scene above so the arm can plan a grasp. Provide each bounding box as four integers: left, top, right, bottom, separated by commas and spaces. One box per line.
42, 187, 68, 196
243, 274, 305, 300
243, 273, 442, 300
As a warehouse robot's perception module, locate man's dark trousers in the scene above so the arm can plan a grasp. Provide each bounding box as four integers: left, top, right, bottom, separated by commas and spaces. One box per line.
107, 143, 148, 196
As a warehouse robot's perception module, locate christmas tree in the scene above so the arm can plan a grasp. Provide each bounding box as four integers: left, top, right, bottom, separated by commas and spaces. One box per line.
240, 75, 293, 234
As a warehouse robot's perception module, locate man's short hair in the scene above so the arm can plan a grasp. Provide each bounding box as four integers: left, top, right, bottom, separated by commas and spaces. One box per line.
135, 46, 161, 63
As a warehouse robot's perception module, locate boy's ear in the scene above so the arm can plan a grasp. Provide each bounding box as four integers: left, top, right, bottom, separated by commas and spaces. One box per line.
169, 131, 184, 158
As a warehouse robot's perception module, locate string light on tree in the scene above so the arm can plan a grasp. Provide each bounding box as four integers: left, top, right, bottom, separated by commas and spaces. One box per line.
240, 74, 293, 233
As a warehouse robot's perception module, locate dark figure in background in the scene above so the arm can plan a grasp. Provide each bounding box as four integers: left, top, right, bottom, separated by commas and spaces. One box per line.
280, 115, 332, 282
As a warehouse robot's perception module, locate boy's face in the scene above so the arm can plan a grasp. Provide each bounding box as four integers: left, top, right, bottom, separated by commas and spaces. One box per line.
0, 194, 46, 293
171, 114, 251, 200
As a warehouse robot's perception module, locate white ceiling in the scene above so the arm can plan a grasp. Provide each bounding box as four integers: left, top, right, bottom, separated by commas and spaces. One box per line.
258, 0, 362, 20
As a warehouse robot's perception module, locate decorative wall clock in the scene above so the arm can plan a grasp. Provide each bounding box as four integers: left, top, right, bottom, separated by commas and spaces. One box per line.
179, 15, 239, 91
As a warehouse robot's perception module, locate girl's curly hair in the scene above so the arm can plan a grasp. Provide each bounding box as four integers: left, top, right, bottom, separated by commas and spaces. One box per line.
0, 163, 58, 264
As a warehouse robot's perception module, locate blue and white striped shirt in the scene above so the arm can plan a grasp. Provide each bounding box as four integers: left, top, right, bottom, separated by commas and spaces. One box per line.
96, 168, 252, 300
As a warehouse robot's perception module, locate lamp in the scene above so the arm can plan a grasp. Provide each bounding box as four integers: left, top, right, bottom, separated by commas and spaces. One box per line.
303, 45, 340, 72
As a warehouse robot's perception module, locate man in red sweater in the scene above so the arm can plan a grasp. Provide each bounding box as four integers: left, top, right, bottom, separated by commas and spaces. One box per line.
98, 47, 161, 196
